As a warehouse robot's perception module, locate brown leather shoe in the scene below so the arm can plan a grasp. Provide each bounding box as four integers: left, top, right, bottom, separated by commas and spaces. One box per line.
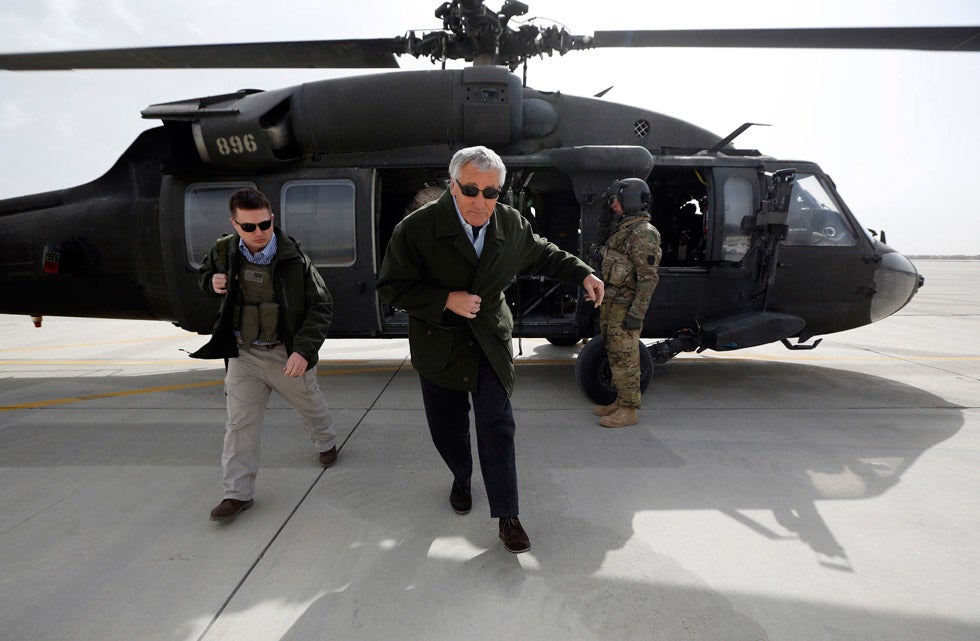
450, 481, 472, 514
318, 446, 338, 468
599, 406, 639, 428
499, 516, 531, 553
210, 498, 254, 522
593, 401, 620, 417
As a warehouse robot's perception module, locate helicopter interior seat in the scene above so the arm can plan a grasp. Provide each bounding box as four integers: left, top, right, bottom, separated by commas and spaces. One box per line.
785, 198, 820, 245
673, 200, 706, 263
651, 197, 704, 267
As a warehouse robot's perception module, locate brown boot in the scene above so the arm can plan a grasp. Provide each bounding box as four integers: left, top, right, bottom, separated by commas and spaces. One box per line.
599, 406, 639, 428
593, 401, 620, 417
209, 498, 254, 522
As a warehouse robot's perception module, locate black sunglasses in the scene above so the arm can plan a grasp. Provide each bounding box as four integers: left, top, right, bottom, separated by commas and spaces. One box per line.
235, 218, 273, 232
455, 179, 500, 200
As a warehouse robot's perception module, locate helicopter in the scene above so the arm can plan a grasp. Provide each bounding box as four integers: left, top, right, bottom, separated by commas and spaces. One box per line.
1, 1, 976, 403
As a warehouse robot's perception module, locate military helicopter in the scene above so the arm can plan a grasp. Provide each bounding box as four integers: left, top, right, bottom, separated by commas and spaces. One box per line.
2, 1, 976, 403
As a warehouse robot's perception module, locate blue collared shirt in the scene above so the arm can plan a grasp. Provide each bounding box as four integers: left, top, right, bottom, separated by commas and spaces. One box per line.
452, 196, 486, 258
238, 233, 278, 264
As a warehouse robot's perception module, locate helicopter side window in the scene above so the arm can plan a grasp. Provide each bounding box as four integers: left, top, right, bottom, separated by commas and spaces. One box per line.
782, 174, 857, 247
185, 182, 257, 268
721, 176, 753, 263
281, 180, 356, 267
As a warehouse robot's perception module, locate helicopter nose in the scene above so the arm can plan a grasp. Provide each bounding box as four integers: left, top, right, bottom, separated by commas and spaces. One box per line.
870, 251, 923, 322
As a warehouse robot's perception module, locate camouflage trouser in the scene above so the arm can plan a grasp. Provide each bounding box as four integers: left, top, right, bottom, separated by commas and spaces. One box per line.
598, 301, 642, 408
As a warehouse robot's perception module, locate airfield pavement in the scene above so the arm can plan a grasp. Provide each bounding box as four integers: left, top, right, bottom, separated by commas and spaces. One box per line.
0, 259, 978, 641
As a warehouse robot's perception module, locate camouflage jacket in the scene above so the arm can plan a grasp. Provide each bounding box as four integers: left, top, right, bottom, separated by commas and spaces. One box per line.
600, 214, 662, 320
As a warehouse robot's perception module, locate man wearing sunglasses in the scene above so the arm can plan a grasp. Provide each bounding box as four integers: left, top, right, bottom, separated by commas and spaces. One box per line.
378, 146, 604, 553
192, 187, 337, 523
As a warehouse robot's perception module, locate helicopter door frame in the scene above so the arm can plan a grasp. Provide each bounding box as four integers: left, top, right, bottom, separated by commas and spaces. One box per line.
646, 156, 768, 325
276, 168, 379, 335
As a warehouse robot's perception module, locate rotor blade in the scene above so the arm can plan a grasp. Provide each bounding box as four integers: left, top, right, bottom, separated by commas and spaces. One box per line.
0, 39, 401, 71
592, 26, 980, 52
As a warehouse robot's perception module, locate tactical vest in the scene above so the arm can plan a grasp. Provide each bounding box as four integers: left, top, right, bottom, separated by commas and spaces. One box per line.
234, 262, 280, 345
601, 215, 659, 306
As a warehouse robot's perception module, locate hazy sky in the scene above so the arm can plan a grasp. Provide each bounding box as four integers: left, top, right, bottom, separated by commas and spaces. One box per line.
1, 0, 978, 255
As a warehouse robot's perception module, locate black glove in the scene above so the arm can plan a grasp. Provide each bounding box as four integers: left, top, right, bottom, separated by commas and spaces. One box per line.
622, 314, 643, 330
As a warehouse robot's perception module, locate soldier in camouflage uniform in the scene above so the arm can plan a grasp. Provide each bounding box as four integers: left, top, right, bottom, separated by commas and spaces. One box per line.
595, 178, 662, 427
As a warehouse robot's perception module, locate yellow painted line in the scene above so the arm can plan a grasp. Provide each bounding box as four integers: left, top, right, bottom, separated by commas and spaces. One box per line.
0, 364, 406, 412
684, 354, 980, 362
2, 354, 976, 413
0, 335, 189, 353
1, 380, 222, 411
0, 360, 407, 369
0, 360, 205, 366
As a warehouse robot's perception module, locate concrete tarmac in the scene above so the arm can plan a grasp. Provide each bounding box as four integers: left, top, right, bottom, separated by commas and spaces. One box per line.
1, 260, 978, 641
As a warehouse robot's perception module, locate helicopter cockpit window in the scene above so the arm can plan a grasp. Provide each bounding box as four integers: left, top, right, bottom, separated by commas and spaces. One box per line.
281, 180, 356, 267
782, 174, 857, 247
721, 176, 753, 263
185, 182, 257, 268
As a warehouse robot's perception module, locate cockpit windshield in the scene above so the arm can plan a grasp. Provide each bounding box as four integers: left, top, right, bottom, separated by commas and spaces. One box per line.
783, 174, 857, 247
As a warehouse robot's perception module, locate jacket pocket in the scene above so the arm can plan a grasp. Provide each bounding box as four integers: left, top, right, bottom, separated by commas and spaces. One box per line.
409, 319, 455, 373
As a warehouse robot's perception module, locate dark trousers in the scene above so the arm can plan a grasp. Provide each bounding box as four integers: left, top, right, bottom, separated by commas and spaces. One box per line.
418, 355, 518, 518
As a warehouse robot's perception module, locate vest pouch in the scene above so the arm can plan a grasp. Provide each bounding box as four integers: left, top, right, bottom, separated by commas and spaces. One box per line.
602, 248, 633, 287
239, 304, 261, 345
257, 302, 280, 344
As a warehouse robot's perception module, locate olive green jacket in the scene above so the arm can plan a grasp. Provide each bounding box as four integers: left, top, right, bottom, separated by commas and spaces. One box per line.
190, 228, 333, 370
377, 190, 593, 395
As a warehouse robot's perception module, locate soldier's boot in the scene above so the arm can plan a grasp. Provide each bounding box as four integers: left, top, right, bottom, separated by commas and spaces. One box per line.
593, 401, 620, 417
599, 406, 639, 428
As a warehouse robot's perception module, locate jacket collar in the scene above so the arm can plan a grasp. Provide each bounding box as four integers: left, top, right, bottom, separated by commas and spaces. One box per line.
433, 190, 503, 266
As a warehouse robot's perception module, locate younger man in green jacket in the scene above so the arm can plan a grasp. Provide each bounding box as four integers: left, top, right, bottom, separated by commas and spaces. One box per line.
192, 187, 337, 523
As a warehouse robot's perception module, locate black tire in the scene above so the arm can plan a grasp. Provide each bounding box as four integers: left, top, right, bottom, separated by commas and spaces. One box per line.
546, 336, 581, 347
575, 335, 653, 405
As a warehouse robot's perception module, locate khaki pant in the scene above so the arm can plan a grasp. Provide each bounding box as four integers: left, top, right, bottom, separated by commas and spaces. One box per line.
222, 344, 335, 500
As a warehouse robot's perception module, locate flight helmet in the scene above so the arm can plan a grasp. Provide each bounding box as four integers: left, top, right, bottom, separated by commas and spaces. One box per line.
606, 178, 651, 214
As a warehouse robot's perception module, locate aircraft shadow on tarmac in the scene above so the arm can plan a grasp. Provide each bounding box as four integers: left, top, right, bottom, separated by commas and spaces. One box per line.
270, 359, 967, 641
1, 360, 971, 640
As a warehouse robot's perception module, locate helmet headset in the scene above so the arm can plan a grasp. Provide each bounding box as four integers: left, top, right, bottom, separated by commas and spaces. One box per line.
604, 178, 650, 214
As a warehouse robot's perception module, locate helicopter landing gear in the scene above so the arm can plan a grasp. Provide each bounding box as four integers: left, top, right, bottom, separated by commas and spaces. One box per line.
648, 329, 700, 364
575, 335, 653, 405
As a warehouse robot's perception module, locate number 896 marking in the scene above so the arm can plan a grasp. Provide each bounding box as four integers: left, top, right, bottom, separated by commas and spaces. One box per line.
215, 134, 258, 155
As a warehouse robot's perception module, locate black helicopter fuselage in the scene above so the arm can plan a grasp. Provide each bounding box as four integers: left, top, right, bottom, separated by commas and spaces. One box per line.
0, 67, 921, 355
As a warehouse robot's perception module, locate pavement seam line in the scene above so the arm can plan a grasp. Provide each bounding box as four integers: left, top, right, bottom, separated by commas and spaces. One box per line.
195, 356, 409, 641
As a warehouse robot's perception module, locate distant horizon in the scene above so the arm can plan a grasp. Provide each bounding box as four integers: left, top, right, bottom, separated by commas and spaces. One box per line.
907, 256, 980, 260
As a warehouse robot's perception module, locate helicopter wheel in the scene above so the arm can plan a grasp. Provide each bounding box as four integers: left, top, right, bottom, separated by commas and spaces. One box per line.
546, 336, 581, 347
575, 335, 653, 405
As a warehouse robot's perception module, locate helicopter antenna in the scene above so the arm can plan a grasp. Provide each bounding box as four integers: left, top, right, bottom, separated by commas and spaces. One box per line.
707, 122, 770, 153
